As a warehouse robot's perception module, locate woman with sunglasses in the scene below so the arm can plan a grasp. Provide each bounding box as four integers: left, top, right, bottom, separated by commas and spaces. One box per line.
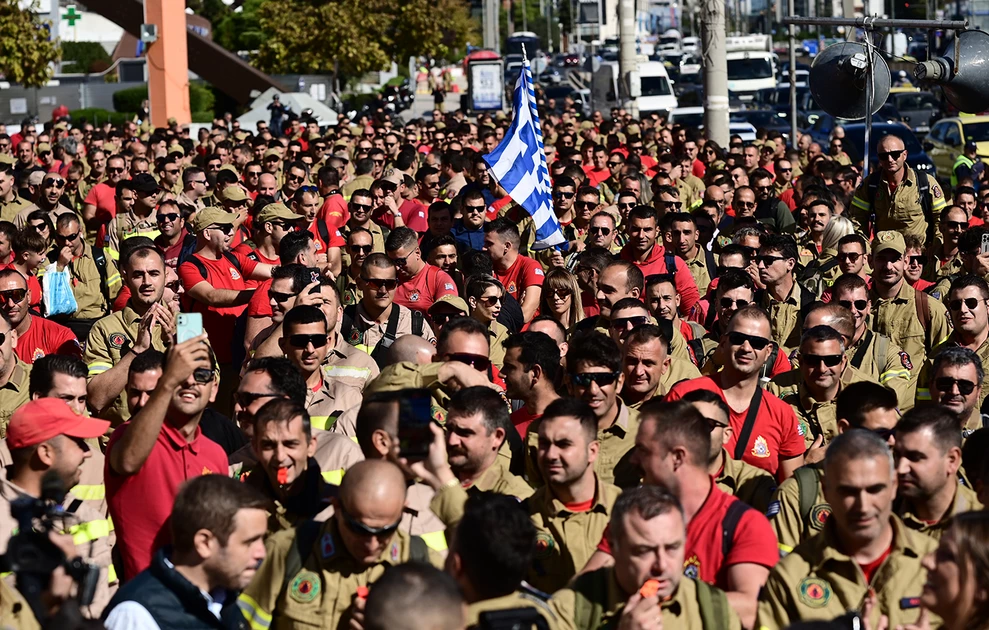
699, 140, 726, 171
465, 275, 508, 368
539, 268, 584, 332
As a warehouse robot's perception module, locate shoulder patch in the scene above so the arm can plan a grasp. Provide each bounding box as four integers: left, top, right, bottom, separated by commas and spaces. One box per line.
682, 555, 701, 579
899, 351, 913, 371
766, 500, 781, 518
108, 333, 126, 348
797, 577, 833, 608
320, 532, 335, 559
932, 184, 943, 198
534, 531, 556, 559
809, 504, 832, 530
289, 570, 321, 603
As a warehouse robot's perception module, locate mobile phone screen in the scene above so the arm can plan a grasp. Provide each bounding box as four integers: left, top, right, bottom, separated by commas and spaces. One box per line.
397, 389, 434, 461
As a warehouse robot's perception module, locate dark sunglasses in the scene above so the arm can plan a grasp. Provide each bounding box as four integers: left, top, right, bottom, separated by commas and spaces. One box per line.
432, 311, 463, 325
660, 200, 683, 210
341, 506, 401, 537
44, 179, 65, 188
165, 280, 181, 293
935, 377, 976, 396
56, 232, 79, 242
907, 255, 927, 265
234, 391, 282, 409
446, 352, 491, 371
298, 185, 318, 194
755, 255, 786, 266
287, 174, 306, 182
549, 288, 572, 300
158, 213, 180, 223
944, 221, 968, 231
477, 295, 501, 306
837, 252, 862, 262
269, 290, 294, 304
617, 202, 636, 210
607, 161, 623, 167
553, 191, 575, 200
704, 416, 730, 431
464, 204, 486, 215
571, 371, 621, 387
589, 226, 611, 236
211, 224, 234, 235
838, 299, 869, 311
778, 167, 793, 173
349, 244, 373, 254
193, 368, 215, 384
610, 315, 648, 329
288, 333, 328, 349
0, 289, 26, 304
802, 353, 843, 367
106, 167, 125, 174
576, 201, 597, 210
350, 203, 372, 212
719, 297, 749, 309
949, 297, 983, 311
727, 331, 772, 351
877, 149, 905, 161
363, 277, 398, 291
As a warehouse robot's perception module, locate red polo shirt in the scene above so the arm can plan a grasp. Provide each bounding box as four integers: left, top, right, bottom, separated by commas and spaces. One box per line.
394, 264, 458, 315
373, 199, 429, 233
665, 375, 805, 478
494, 254, 544, 302
308, 219, 346, 259
620, 243, 700, 315
105, 419, 227, 581
14, 315, 81, 363
318, 193, 349, 229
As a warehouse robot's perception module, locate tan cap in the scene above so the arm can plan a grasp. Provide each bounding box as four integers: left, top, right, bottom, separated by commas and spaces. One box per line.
218, 186, 250, 203
872, 230, 906, 256
0, 154, 15, 166
256, 202, 304, 225
263, 148, 281, 159
36, 143, 51, 154
625, 124, 641, 136
580, 120, 595, 131
53, 122, 67, 131
428, 294, 468, 315
27, 170, 45, 186
191, 207, 238, 233
167, 117, 178, 126
382, 171, 405, 187
168, 145, 185, 157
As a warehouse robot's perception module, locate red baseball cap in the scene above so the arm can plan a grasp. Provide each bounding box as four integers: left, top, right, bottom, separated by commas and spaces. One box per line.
7, 399, 110, 449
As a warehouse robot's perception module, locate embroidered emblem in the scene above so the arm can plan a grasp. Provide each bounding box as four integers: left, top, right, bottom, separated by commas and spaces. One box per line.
321, 533, 335, 559
682, 555, 700, 579
899, 351, 913, 370
109, 333, 126, 348
230, 267, 241, 281
797, 577, 832, 608
751, 436, 771, 458
534, 532, 555, 559
507, 282, 517, 295
409, 291, 420, 302
289, 570, 321, 603
766, 501, 781, 518
810, 504, 831, 530
390, 542, 400, 562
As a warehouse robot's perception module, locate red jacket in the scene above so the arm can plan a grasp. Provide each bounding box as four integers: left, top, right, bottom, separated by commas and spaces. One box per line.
619, 243, 700, 315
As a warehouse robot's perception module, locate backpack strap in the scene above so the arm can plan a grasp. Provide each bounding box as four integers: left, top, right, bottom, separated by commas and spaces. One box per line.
665, 253, 677, 274
794, 466, 822, 529
914, 288, 932, 335
92, 246, 110, 308
409, 535, 429, 563
695, 579, 731, 630
572, 568, 609, 630
369, 306, 404, 367
687, 338, 705, 368
411, 309, 425, 337
704, 248, 717, 280
917, 174, 935, 246
283, 519, 322, 587
340, 304, 358, 343
733, 386, 763, 460
759, 343, 780, 383
850, 329, 874, 370
223, 251, 242, 271
316, 219, 330, 246
865, 171, 880, 237
188, 255, 209, 280
721, 499, 751, 559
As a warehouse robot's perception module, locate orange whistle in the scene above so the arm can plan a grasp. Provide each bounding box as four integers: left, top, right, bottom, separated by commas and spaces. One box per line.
277, 468, 288, 485
357, 586, 369, 600
640, 579, 660, 598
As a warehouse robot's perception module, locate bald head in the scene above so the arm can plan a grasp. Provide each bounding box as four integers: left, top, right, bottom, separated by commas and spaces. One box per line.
386, 335, 437, 366
878, 134, 905, 152
340, 459, 407, 508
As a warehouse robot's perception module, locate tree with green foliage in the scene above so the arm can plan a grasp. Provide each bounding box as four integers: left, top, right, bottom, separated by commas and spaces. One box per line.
61, 42, 112, 74
0, 0, 61, 88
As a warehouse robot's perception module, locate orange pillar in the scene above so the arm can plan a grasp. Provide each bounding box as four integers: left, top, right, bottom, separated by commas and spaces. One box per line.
145, 0, 191, 127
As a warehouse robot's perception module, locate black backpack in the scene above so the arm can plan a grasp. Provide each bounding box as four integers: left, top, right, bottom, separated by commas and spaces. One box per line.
340, 304, 425, 368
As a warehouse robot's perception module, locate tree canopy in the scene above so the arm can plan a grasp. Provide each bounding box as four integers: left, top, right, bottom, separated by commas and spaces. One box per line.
0, 0, 61, 88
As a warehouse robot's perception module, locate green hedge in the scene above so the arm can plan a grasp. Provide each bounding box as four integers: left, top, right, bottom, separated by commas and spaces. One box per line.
70, 108, 134, 126
112, 83, 215, 115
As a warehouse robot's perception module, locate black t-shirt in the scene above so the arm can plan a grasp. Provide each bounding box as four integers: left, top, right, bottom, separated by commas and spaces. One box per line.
199, 408, 248, 456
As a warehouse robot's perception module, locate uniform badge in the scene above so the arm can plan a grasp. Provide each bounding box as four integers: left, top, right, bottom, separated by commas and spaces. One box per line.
348, 327, 363, 345
766, 501, 781, 518
797, 418, 810, 438
809, 504, 831, 530
289, 570, 322, 603
534, 532, 555, 559
535, 268, 544, 276
877, 231, 896, 243
321, 533, 335, 559
201, 466, 213, 475
797, 577, 832, 608
751, 436, 771, 458
899, 351, 913, 370
507, 282, 517, 295
32, 348, 44, 362
409, 291, 420, 302
443, 283, 454, 291
109, 333, 126, 349
788, 349, 799, 364
390, 542, 400, 562
933, 185, 943, 199
682, 555, 701, 579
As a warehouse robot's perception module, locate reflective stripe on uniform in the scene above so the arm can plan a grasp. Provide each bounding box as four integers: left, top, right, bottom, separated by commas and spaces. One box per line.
238, 593, 272, 630
106, 273, 122, 288
310, 415, 338, 431
420, 530, 448, 552
87, 361, 113, 376
70, 519, 111, 545
777, 542, 793, 554
323, 365, 371, 380
917, 388, 932, 401
879, 369, 911, 383
321, 469, 345, 486
107, 563, 117, 584
72, 484, 105, 501
851, 195, 871, 211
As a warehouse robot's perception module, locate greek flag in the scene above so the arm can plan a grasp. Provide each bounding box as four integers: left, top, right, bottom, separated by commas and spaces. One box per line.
483, 49, 565, 250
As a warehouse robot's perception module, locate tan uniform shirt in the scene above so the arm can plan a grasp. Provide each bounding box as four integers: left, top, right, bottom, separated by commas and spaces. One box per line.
12, 202, 75, 230
715, 449, 777, 513
659, 357, 702, 396
344, 303, 436, 358
0, 195, 33, 224
0, 362, 31, 437
489, 320, 509, 369
845, 329, 915, 412
468, 591, 558, 630
895, 481, 983, 540
322, 336, 379, 391
916, 334, 989, 413
761, 280, 805, 351
430, 460, 534, 526
756, 516, 937, 630
869, 280, 951, 379
849, 166, 947, 243
305, 375, 363, 433
682, 249, 712, 296
106, 208, 160, 261
767, 463, 826, 556
922, 246, 963, 283
526, 477, 621, 594
84, 304, 169, 426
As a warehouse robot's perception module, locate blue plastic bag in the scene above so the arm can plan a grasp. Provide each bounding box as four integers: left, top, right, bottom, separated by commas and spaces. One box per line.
43, 263, 78, 317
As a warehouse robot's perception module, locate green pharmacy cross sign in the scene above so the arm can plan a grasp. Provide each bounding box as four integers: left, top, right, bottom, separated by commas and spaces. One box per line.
62, 5, 81, 26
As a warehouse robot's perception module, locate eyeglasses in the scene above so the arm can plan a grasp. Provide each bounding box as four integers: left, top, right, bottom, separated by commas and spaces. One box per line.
589, 226, 611, 236
719, 297, 749, 309
754, 185, 773, 192
106, 167, 125, 174
935, 377, 976, 396
944, 221, 968, 231
55, 232, 79, 242
907, 255, 927, 266
193, 368, 215, 384
704, 416, 730, 431
949, 297, 983, 311
617, 202, 636, 210
350, 203, 372, 213
287, 174, 305, 183
349, 244, 373, 254
477, 295, 501, 306
611, 315, 648, 329
660, 200, 683, 210
165, 280, 181, 293
340, 505, 402, 538
211, 224, 234, 235
446, 352, 491, 371
464, 204, 486, 215
269, 290, 294, 304
877, 149, 905, 161
735, 201, 756, 209
288, 333, 329, 349
607, 161, 623, 167
0, 289, 26, 304
234, 391, 283, 409
801, 353, 843, 367
553, 191, 575, 200
571, 371, 621, 387
549, 288, 572, 300
576, 201, 597, 210
165, 168, 181, 175
727, 331, 772, 351
837, 252, 862, 262
362, 277, 398, 291
372, 159, 385, 166
838, 299, 868, 311
391, 252, 415, 267
778, 167, 793, 173
29, 223, 48, 232
755, 255, 786, 266
44, 179, 65, 188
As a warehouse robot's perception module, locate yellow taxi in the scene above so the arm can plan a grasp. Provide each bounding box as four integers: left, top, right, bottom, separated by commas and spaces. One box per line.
923, 115, 989, 182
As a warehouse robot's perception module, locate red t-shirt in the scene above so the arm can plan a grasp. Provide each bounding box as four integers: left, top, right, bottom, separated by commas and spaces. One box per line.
1, 264, 41, 310
105, 420, 227, 581
495, 255, 545, 302
583, 166, 610, 188
242, 250, 281, 318
318, 193, 349, 229
308, 220, 346, 259
177, 251, 259, 363
859, 545, 892, 584
394, 264, 458, 315
155, 230, 188, 269
373, 199, 429, 233
620, 244, 700, 315
596, 483, 777, 590
665, 375, 805, 478
511, 407, 542, 439
581, 290, 600, 318
911, 278, 934, 291
83, 182, 118, 245
14, 315, 81, 363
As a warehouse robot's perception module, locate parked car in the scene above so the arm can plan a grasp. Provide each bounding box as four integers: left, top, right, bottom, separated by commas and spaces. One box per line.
841, 122, 936, 175
924, 116, 989, 181
890, 91, 941, 135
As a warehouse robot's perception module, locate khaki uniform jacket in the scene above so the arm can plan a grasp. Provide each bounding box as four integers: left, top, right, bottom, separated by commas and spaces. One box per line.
0, 473, 116, 618
715, 449, 777, 513
336, 269, 363, 307
489, 320, 509, 369
869, 280, 951, 379
345, 303, 436, 357
305, 375, 363, 433
341, 174, 375, 200
12, 202, 75, 230
682, 248, 712, 296
659, 357, 702, 396
550, 566, 741, 630
767, 463, 826, 556
58, 242, 122, 320
916, 334, 989, 414
0, 362, 30, 437
895, 480, 983, 541
526, 477, 621, 594
243, 464, 338, 533
845, 329, 915, 412
849, 166, 947, 243
229, 429, 364, 485
526, 401, 640, 488
921, 246, 963, 283
237, 519, 443, 630
84, 304, 169, 426
322, 336, 379, 391
756, 516, 937, 630
768, 365, 879, 449
339, 221, 387, 269
106, 208, 160, 261
468, 591, 558, 630
0, 195, 32, 224
761, 281, 805, 351
0, 576, 40, 629
430, 460, 534, 526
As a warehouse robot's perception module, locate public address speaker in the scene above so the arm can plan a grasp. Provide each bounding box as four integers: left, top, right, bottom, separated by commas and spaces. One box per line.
809, 42, 891, 120
914, 29, 989, 113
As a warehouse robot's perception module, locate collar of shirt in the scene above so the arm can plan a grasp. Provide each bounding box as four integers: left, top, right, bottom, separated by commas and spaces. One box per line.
160, 419, 204, 453
1, 361, 28, 392
797, 367, 857, 411
601, 399, 631, 438
544, 474, 612, 518
810, 515, 924, 575
161, 555, 227, 620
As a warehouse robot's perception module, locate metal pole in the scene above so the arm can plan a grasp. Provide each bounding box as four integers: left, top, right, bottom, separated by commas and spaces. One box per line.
484, 0, 500, 51
523, 0, 528, 32
789, 0, 798, 147
702, 0, 728, 145
864, 34, 873, 177
781, 16, 966, 27
619, 0, 639, 116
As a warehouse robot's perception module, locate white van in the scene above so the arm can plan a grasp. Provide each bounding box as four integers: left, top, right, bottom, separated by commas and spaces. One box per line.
725, 35, 777, 101
592, 60, 679, 116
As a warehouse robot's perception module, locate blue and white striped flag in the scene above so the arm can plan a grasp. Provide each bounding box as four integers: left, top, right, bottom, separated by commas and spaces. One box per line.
483, 49, 565, 250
